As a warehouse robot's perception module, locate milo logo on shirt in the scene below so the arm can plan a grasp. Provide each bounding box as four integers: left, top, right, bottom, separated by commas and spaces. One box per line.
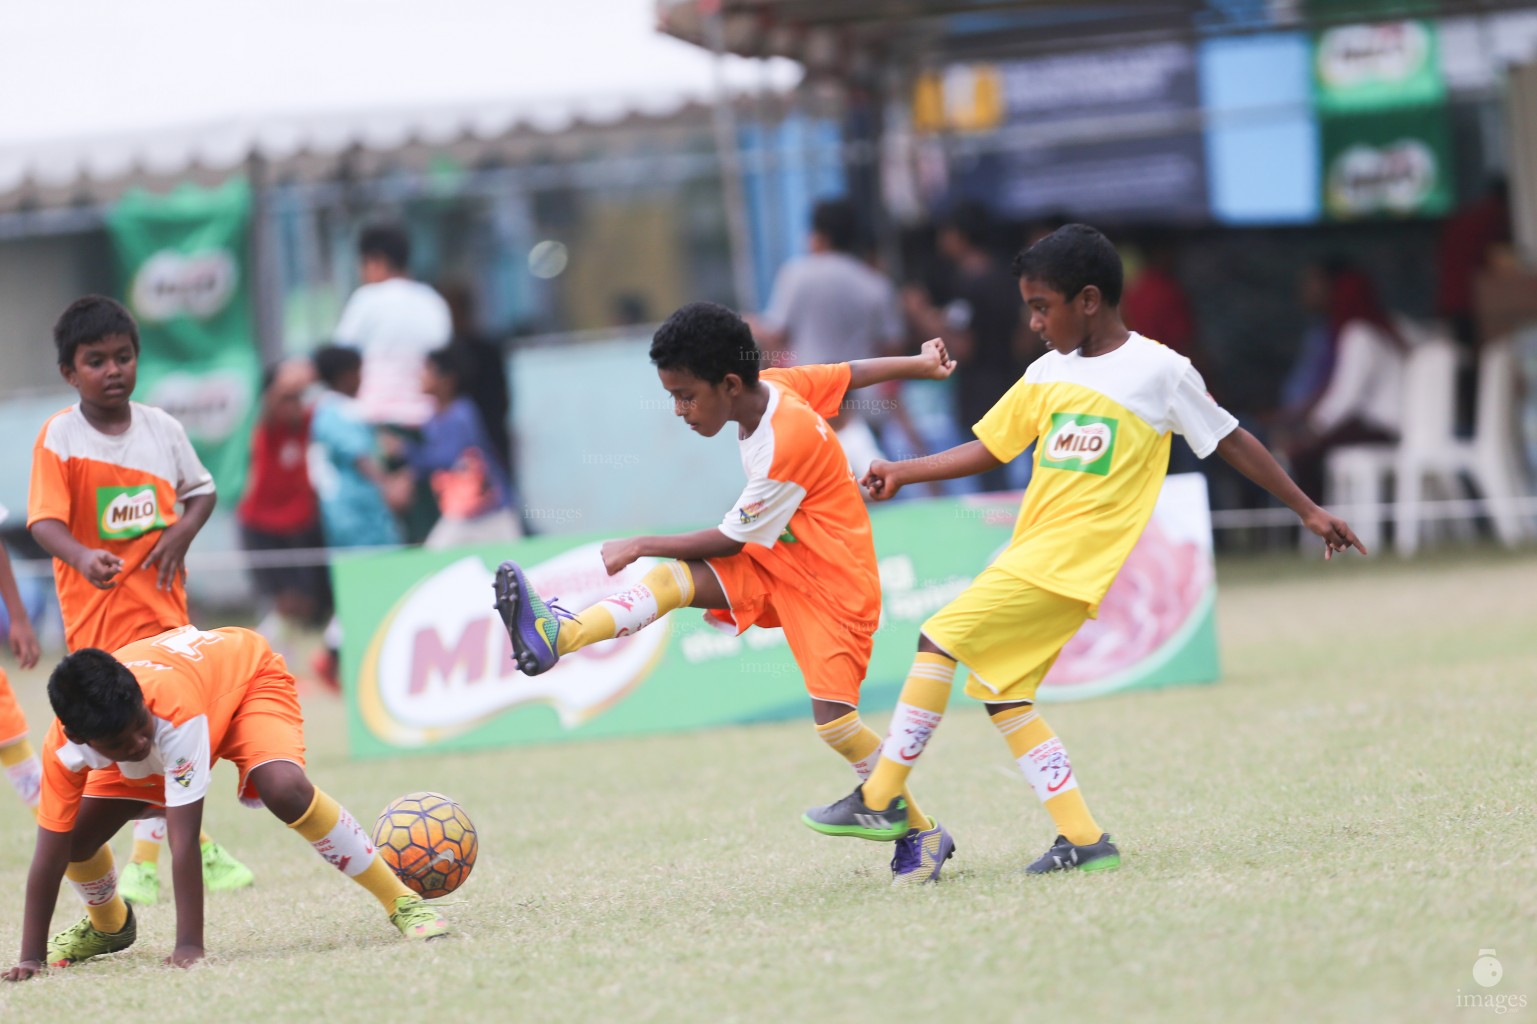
97, 485, 167, 540
1040, 413, 1119, 476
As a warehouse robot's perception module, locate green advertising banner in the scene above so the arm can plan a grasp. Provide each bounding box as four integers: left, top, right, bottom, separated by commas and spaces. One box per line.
106, 178, 259, 495
1320, 106, 1454, 219
1312, 19, 1444, 113
338, 476, 1220, 759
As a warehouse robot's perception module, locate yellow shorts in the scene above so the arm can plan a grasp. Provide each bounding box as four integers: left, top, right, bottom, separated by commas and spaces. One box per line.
921, 564, 1090, 703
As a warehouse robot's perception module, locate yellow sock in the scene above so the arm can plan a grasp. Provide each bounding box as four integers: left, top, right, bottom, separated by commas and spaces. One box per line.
0, 738, 40, 816
994, 705, 1102, 846
862, 652, 956, 812
290, 788, 412, 911
557, 561, 694, 656
816, 711, 933, 832
64, 846, 129, 933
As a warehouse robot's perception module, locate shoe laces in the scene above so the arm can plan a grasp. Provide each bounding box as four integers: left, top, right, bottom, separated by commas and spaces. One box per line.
391, 896, 444, 927
890, 832, 921, 875
545, 598, 579, 622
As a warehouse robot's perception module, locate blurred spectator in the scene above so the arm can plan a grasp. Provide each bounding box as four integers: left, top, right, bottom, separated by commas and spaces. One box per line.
1276, 262, 1409, 501
389, 346, 522, 550
308, 346, 403, 550
439, 281, 513, 479
1437, 178, 1512, 430
903, 201, 1026, 491
335, 224, 453, 430
1122, 231, 1209, 474
237, 358, 329, 634
755, 198, 905, 368
754, 198, 906, 478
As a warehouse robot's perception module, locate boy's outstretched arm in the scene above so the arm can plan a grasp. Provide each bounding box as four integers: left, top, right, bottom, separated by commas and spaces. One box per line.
862, 440, 1003, 502
165, 800, 206, 967
5, 827, 73, 980
144, 491, 217, 592
0, 544, 39, 668
31, 519, 123, 590
1213, 427, 1366, 558
600, 529, 744, 576
847, 338, 956, 391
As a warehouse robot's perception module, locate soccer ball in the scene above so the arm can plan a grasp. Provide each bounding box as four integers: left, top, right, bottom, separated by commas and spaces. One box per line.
371, 791, 478, 898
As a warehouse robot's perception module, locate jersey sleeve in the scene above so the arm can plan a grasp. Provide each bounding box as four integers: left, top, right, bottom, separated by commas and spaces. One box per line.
759, 262, 797, 334
1167, 364, 1239, 458
167, 416, 216, 500
762, 364, 852, 420
36, 723, 88, 833
333, 291, 367, 346
718, 475, 808, 547
158, 715, 212, 808
26, 424, 72, 529
971, 375, 1041, 463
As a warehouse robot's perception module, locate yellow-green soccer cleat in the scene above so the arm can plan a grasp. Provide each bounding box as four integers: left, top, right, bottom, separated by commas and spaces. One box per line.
46, 904, 137, 967
390, 895, 451, 941
201, 841, 255, 892
117, 860, 159, 905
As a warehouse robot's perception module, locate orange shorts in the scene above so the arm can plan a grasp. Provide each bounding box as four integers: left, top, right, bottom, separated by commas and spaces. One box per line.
0, 668, 27, 747
82, 653, 307, 808
705, 553, 877, 706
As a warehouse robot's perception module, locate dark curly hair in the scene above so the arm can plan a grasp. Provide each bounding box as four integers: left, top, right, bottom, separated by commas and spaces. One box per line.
54, 295, 140, 369
650, 302, 760, 387
1011, 223, 1124, 308
49, 648, 146, 742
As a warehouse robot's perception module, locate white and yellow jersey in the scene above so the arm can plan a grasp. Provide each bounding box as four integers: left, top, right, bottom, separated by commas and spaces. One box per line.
974, 332, 1237, 614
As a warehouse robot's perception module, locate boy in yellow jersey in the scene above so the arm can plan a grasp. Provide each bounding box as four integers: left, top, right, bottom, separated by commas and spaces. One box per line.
3, 625, 447, 979
804, 224, 1365, 872
496, 302, 960, 884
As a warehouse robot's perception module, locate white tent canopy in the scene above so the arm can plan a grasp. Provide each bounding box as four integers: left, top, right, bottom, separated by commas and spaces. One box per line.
0, 0, 800, 195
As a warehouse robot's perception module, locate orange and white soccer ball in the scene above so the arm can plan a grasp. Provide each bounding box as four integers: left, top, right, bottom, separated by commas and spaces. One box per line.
371, 791, 478, 898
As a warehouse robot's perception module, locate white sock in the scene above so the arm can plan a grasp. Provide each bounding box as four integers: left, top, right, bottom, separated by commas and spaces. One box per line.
4, 755, 41, 808
134, 817, 167, 843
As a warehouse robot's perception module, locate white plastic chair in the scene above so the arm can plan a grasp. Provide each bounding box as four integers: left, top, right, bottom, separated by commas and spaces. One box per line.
1323, 337, 1457, 555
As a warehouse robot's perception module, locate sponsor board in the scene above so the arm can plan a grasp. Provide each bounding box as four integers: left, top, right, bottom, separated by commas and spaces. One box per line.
338, 476, 1220, 756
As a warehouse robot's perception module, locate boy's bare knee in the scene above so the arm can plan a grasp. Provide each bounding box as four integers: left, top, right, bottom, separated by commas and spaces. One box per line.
248, 762, 315, 824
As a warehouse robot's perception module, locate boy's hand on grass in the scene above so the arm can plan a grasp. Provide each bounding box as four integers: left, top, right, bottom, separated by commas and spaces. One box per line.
861, 460, 904, 502
9, 618, 39, 669
165, 945, 205, 969
1303, 509, 1366, 560
600, 539, 640, 576
75, 549, 123, 589
916, 338, 956, 381
143, 524, 193, 590
2, 961, 43, 982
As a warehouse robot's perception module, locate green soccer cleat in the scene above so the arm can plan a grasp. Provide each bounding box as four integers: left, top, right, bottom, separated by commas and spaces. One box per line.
46, 904, 137, 967
201, 841, 255, 892
802, 786, 909, 841
118, 860, 159, 906
390, 895, 451, 941
1025, 833, 1121, 874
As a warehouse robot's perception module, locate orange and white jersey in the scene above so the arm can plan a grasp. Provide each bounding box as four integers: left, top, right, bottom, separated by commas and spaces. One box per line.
716, 363, 880, 621
37, 626, 278, 832
28, 402, 214, 653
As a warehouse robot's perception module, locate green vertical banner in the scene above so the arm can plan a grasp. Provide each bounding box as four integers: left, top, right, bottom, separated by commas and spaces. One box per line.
106, 178, 259, 494
1311, 18, 1454, 219
336, 476, 1220, 759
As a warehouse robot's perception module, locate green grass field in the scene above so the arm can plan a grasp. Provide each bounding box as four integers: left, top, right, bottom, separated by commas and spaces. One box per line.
0, 548, 1533, 1022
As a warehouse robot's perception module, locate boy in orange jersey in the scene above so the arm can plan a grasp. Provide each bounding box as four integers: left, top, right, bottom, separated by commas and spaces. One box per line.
28, 295, 253, 903
495, 302, 961, 884
2, 625, 448, 979
0, 503, 43, 813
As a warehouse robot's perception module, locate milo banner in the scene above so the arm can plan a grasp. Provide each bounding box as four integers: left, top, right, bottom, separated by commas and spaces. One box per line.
106, 177, 259, 494
1311, 18, 1454, 219
337, 475, 1220, 759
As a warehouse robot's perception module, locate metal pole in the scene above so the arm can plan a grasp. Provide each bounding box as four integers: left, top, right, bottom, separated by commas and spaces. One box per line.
704, 6, 760, 312
246, 153, 285, 365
